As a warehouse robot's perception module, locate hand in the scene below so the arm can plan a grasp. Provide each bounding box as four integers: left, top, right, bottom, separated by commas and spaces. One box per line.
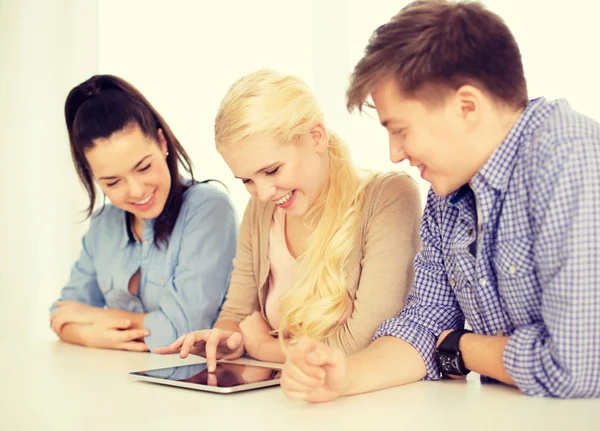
154, 329, 244, 372
50, 301, 104, 335
239, 311, 274, 358
80, 318, 150, 352
281, 337, 346, 403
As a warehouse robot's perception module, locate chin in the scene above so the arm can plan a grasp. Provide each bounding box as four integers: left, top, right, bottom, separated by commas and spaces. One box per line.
432, 181, 463, 197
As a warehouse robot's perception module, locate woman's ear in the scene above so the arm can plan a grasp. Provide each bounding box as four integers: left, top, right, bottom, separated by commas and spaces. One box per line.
157, 128, 168, 156
310, 123, 329, 154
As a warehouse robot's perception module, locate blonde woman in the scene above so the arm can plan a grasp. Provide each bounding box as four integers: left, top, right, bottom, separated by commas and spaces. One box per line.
156, 69, 421, 371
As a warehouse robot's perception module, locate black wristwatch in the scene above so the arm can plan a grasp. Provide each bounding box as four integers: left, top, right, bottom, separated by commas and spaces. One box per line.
435, 329, 472, 377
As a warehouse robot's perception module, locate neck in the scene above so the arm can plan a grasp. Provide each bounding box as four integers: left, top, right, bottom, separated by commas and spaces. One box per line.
473, 104, 526, 173
132, 215, 144, 241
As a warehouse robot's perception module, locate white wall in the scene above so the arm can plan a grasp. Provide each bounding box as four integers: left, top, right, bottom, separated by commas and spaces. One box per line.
97, 0, 317, 221
1, 0, 598, 341
0, 0, 98, 341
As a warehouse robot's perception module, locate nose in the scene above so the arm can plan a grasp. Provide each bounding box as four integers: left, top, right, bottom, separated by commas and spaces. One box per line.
389, 140, 408, 164
127, 178, 145, 200
255, 181, 276, 202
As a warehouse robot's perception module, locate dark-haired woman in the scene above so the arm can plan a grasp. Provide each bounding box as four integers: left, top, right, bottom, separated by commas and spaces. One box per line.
49, 75, 237, 352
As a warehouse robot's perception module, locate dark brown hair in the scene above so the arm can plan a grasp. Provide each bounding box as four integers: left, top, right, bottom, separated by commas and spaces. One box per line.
64, 74, 195, 247
347, 0, 528, 111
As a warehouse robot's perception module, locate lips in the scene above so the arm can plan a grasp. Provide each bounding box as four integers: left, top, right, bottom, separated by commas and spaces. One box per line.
274, 190, 294, 205
131, 189, 156, 208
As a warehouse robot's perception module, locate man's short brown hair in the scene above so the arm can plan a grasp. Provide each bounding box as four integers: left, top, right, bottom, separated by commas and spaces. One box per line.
347, 0, 528, 111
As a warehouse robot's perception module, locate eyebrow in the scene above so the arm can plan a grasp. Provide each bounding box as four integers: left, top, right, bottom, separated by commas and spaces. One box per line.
98, 154, 153, 180
234, 162, 280, 180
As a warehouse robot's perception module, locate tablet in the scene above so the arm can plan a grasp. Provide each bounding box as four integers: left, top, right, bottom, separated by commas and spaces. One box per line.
129, 362, 281, 393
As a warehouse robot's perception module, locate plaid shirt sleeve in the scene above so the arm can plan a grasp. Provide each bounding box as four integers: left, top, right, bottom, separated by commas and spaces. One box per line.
374, 188, 465, 380
503, 135, 600, 398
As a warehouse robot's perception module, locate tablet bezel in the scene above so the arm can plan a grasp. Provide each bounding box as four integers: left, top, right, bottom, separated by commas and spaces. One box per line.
129, 363, 281, 394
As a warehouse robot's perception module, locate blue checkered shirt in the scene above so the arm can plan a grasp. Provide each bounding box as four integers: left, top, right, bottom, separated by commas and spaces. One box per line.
375, 98, 600, 398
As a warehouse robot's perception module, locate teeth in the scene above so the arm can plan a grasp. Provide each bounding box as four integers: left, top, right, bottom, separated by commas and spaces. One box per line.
275, 191, 294, 205
135, 192, 153, 205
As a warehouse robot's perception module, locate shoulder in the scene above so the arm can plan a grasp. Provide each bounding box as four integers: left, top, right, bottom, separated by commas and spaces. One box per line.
527, 99, 600, 169
85, 204, 125, 249
89, 203, 124, 233
182, 180, 233, 209
363, 171, 421, 209
176, 180, 238, 230
239, 196, 273, 231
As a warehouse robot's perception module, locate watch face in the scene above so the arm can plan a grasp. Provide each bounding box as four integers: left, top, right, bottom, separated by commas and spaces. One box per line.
436, 352, 465, 375
439, 354, 459, 373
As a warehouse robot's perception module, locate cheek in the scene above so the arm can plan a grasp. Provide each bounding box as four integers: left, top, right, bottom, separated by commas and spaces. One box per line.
245, 184, 258, 197
102, 186, 124, 204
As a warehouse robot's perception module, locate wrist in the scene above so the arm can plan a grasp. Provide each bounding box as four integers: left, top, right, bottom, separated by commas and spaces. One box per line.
435, 329, 472, 377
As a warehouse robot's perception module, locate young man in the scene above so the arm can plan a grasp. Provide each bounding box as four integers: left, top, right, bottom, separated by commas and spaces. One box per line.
280, 0, 600, 401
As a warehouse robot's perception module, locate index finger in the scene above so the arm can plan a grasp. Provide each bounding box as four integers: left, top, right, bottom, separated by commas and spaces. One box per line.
155, 334, 186, 354
179, 331, 209, 358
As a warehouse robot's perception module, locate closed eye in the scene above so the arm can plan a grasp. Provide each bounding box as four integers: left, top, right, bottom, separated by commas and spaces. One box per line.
106, 180, 120, 187
265, 167, 280, 176
139, 163, 151, 172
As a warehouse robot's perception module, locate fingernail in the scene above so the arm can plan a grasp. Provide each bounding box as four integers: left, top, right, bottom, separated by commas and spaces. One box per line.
229, 339, 237, 348
144, 330, 150, 336
208, 365, 215, 372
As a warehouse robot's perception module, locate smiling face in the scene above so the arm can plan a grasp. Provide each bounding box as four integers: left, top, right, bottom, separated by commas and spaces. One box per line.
85, 123, 171, 221
220, 125, 330, 218
371, 77, 483, 196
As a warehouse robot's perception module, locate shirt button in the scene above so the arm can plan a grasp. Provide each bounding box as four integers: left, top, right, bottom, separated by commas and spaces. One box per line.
160, 278, 165, 285
509, 264, 518, 275
467, 228, 474, 236
449, 279, 457, 287
144, 240, 149, 246
478, 278, 487, 287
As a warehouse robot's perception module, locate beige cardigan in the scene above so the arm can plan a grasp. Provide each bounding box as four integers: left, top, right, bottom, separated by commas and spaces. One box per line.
217, 171, 422, 355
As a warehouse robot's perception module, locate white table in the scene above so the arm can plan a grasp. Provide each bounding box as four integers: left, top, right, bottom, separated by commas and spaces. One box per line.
1, 341, 598, 431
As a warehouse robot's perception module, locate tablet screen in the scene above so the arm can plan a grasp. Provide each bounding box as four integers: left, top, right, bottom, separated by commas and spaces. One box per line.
130, 362, 281, 389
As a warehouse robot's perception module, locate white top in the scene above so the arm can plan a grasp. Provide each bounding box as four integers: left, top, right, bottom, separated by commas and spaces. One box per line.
2, 341, 598, 431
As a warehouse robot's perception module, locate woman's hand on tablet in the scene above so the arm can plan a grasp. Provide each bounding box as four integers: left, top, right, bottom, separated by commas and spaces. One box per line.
281, 337, 346, 403
155, 329, 245, 372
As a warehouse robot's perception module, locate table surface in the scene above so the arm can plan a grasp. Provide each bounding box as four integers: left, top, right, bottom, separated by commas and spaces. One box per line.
1, 341, 598, 431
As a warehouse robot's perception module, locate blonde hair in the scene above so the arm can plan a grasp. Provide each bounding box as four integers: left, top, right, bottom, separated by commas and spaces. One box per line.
215, 69, 372, 342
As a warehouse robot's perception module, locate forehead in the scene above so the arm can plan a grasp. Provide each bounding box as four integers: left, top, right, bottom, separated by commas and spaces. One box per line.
85, 125, 157, 175
220, 136, 296, 177
371, 77, 435, 124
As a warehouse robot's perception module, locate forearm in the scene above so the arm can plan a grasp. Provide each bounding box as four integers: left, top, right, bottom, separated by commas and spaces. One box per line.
250, 337, 285, 363
57, 324, 88, 347
342, 336, 427, 396
460, 333, 515, 386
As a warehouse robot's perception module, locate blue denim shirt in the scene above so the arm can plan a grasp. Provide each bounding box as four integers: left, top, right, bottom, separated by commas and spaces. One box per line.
52, 181, 238, 351
375, 98, 600, 398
